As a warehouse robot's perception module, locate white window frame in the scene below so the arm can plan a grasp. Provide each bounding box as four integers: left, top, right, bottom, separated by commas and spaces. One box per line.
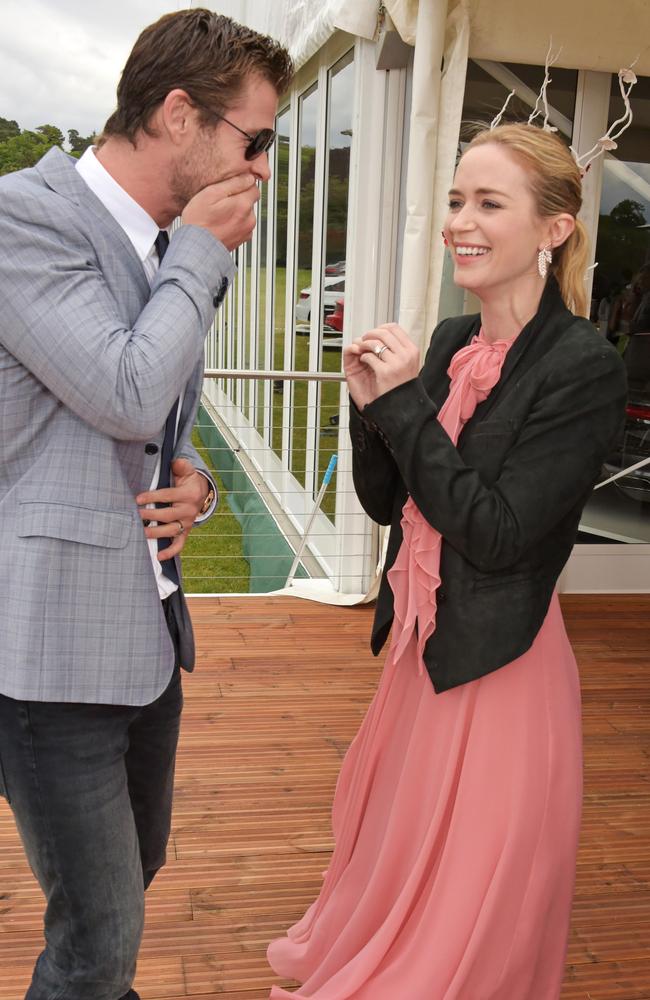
202, 31, 411, 594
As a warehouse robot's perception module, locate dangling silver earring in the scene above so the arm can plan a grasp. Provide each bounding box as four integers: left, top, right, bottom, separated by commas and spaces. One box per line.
538, 245, 552, 279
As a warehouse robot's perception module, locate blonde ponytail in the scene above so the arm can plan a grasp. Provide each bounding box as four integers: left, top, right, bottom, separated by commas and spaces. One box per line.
552, 217, 590, 317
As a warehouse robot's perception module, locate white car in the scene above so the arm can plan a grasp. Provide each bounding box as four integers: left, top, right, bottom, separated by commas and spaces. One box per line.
295, 277, 345, 326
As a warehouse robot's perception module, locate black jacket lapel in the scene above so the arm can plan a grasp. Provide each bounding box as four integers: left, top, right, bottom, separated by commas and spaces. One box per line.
469, 279, 575, 423
422, 314, 480, 408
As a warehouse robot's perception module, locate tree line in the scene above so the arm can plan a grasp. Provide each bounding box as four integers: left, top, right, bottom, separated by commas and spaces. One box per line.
0, 117, 96, 175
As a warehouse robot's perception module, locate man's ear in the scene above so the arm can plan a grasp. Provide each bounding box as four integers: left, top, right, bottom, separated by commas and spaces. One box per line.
544, 213, 576, 251
160, 89, 197, 145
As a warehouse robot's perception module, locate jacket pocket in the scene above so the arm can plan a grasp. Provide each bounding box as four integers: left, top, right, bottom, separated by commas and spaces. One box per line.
464, 418, 520, 438
472, 568, 534, 591
17, 500, 133, 549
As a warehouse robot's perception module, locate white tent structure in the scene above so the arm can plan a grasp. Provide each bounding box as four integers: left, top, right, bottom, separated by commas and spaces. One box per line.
198, 0, 650, 596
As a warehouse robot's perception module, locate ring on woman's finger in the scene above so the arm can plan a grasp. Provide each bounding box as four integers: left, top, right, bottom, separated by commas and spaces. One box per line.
175, 520, 185, 536
374, 344, 388, 358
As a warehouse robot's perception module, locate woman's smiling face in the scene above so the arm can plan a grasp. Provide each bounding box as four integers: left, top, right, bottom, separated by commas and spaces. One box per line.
443, 142, 550, 302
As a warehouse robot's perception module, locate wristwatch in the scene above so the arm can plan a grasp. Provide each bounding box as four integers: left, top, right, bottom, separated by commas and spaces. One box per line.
199, 487, 216, 515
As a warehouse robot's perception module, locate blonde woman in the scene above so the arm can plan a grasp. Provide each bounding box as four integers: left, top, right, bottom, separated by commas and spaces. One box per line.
268, 124, 626, 999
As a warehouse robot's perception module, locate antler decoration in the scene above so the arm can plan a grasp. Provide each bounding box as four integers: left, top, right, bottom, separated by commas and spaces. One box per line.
490, 39, 562, 131
487, 42, 638, 187
490, 89, 516, 130
571, 62, 638, 175
527, 39, 562, 132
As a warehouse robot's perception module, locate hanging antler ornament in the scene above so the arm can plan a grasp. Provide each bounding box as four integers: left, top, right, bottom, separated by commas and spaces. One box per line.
488, 42, 639, 177
490, 40, 563, 131
570, 63, 638, 176
527, 40, 562, 132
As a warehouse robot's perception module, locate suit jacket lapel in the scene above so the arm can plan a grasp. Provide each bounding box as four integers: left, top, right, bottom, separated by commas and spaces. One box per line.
34, 147, 151, 303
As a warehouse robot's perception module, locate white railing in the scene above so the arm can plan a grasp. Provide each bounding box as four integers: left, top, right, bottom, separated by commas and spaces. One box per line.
185, 369, 378, 598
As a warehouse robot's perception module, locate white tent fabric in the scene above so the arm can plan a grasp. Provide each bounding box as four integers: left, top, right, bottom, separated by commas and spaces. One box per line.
289, 0, 379, 69
425, 2, 470, 339
383, 0, 419, 45
383, 0, 470, 349
223, 0, 649, 76
385, 0, 650, 76
249, 0, 380, 70
390, 0, 448, 344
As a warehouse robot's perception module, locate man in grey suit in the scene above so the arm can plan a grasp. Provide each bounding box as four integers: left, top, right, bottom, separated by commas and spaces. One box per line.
0, 9, 292, 999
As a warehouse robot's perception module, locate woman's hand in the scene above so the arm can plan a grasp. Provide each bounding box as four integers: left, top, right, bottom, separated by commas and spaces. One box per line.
344, 323, 420, 409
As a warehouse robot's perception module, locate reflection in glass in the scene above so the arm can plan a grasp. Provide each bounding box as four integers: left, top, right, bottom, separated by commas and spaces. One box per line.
256, 180, 268, 438
272, 109, 290, 456
318, 51, 355, 519
291, 84, 319, 486
225, 263, 237, 402
582, 74, 650, 541
214, 271, 226, 399
242, 238, 252, 417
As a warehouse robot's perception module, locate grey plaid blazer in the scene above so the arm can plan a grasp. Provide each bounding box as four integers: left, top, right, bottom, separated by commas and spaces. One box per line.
0, 147, 234, 705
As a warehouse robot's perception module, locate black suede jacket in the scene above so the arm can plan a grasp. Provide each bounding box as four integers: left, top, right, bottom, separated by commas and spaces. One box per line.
350, 280, 627, 693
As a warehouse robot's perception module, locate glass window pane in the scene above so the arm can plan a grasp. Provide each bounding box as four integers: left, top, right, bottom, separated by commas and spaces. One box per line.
225, 267, 236, 401
318, 51, 354, 520
242, 237, 252, 418
291, 83, 319, 487
272, 108, 290, 456
256, 181, 268, 438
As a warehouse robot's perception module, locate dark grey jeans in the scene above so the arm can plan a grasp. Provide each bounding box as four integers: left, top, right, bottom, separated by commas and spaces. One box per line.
0, 603, 183, 1000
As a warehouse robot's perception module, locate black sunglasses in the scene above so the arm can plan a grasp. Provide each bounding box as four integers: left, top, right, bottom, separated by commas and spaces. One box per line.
211, 110, 276, 161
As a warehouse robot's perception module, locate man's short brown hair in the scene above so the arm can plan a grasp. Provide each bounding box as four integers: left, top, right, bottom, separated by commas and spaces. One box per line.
101, 8, 294, 145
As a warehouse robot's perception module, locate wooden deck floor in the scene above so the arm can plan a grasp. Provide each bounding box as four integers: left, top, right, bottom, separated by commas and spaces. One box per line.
1, 595, 649, 999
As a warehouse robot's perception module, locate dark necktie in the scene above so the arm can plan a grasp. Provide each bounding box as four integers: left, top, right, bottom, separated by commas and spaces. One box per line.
154, 230, 180, 586
154, 229, 169, 262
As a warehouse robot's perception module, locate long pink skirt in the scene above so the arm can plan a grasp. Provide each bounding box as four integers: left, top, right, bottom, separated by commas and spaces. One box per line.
267, 593, 582, 999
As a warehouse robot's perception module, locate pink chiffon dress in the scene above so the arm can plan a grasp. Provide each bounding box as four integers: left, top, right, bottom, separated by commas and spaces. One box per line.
267, 333, 583, 1000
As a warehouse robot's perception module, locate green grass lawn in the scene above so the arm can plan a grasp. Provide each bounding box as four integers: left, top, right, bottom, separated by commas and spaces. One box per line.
181, 430, 250, 594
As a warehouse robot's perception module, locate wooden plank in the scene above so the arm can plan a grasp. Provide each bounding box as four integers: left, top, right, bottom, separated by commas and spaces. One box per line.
0, 594, 648, 997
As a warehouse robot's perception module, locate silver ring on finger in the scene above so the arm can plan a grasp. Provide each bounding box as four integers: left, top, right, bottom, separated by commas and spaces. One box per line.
374, 344, 388, 358
175, 519, 185, 536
